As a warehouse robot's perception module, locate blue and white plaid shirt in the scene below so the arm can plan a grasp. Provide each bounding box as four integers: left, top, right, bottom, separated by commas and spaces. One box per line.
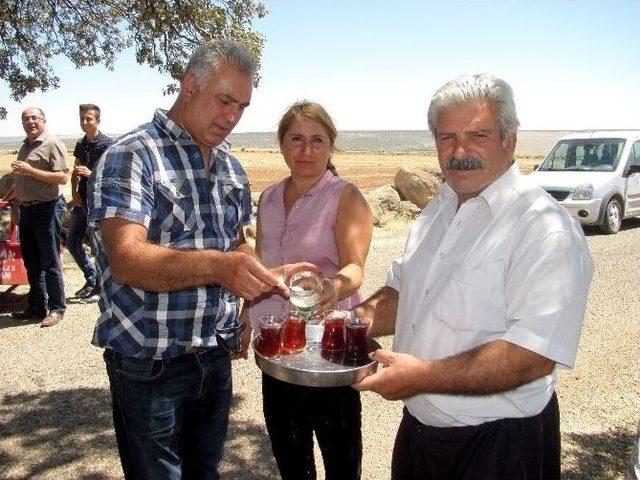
88, 109, 252, 358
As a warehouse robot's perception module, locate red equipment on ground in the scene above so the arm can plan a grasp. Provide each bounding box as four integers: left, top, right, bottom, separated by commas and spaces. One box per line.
0, 200, 29, 305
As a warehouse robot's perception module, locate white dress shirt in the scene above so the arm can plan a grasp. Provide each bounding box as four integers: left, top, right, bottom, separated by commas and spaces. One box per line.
386, 163, 593, 427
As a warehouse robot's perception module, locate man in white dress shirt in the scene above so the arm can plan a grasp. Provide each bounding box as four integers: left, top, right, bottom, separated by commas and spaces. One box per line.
354, 73, 593, 480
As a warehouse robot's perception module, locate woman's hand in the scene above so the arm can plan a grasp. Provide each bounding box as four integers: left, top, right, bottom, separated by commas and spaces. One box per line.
270, 262, 322, 297
316, 277, 338, 313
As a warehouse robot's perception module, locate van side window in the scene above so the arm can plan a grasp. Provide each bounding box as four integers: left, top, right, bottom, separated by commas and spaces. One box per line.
630, 141, 640, 167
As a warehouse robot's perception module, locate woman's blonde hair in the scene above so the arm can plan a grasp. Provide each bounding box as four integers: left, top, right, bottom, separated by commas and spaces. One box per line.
277, 100, 338, 173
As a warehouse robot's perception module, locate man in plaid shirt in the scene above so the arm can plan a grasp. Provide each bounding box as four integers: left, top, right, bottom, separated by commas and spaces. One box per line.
88, 40, 310, 480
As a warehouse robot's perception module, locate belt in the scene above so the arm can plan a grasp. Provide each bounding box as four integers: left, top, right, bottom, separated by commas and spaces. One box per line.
21, 196, 62, 207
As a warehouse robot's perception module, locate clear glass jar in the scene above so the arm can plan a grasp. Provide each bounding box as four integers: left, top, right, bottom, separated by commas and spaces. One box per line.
287, 270, 322, 318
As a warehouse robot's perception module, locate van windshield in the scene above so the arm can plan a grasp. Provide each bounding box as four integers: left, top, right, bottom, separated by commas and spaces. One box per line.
538, 138, 625, 172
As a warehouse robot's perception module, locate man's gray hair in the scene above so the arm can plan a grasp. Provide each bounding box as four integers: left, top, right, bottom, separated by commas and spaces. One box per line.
427, 74, 520, 145
184, 39, 257, 86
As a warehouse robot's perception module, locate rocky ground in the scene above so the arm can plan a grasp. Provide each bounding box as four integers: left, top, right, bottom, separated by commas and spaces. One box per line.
0, 150, 638, 479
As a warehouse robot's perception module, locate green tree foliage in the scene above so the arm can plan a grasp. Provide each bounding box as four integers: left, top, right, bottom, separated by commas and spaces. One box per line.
0, 0, 267, 119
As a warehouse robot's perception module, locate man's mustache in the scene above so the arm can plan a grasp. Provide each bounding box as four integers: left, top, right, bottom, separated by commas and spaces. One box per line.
445, 156, 485, 170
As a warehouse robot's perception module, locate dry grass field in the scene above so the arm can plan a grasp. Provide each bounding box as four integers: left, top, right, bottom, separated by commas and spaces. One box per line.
232, 148, 542, 192
1, 148, 543, 194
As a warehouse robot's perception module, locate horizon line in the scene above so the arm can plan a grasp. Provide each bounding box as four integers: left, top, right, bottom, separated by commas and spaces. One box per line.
2, 127, 640, 139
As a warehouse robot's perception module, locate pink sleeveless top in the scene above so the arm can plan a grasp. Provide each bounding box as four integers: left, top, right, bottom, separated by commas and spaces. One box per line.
249, 170, 362, 330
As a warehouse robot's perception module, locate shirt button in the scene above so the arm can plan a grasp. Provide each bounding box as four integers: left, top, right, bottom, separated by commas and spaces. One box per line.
439, 252, 446, 259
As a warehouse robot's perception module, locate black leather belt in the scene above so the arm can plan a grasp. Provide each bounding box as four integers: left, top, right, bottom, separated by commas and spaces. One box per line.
21, 196, 61, 207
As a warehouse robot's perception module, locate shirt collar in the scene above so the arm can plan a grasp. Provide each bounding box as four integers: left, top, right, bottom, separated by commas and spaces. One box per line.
439, 162, 520, 217
479, 163, 520, 216
153, 108, 231, 153
304, 170, 336, 197
153, 108, 191, 142
84, 132, 104, 144
24, 131, 48, 145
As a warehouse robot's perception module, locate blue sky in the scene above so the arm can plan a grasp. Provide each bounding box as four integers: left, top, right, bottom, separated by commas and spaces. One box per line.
1, 0, 638, 137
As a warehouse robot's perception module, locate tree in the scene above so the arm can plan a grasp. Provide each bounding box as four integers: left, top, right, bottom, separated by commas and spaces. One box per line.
0, 0, 267, 120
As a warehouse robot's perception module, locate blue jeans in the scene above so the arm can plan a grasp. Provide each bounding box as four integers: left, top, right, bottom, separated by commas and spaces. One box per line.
104, 348, 233, 480
19, 197, 67, 313
67, 206, 97, 285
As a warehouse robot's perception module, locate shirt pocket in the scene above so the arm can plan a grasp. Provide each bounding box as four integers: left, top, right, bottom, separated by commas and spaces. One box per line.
156, 180, 197, 232
431, 262, 506, 334
219, 177, 249, 229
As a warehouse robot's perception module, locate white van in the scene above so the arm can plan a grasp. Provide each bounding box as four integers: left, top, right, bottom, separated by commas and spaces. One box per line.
528, 130, 640, 234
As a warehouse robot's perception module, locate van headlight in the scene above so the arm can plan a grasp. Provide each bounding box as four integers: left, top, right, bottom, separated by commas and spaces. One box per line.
572, 184, 594, 200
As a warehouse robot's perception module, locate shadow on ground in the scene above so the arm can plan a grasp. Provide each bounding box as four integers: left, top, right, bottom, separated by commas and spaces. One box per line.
220, 394, 280, 480
0, 387, 278, 480
0, 388, 116, 479
0, 312, 42, 329
583, 217, 640, 236
562, 427, 633, 479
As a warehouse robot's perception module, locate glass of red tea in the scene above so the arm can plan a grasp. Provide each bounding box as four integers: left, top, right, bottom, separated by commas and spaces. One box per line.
280, 314, 306, 354
257, 314, 282, 358
321, 311, 345, 353
345, 317, 369, 361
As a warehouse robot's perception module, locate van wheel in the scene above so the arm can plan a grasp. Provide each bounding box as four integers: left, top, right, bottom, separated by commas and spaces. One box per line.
599, 198, 622, 234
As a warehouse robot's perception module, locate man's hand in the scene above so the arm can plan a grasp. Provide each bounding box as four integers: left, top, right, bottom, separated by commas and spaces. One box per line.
11, 160, 34, 177
74, 165, 91, 178
218, 252, 281, 301
353, 349, 429, 400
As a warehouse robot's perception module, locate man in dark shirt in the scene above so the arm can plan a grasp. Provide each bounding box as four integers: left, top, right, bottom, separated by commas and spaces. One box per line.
69, 104, 112, 301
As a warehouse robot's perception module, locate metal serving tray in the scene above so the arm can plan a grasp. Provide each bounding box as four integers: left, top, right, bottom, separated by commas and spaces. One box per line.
254, 325, 381, 387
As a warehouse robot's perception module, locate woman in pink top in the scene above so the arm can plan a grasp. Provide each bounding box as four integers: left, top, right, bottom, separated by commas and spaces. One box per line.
248, 101, 372, 480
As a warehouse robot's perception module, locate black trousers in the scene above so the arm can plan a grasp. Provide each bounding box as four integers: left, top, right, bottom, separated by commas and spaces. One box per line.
262, 373, 362, 480
392, 393, 561, 480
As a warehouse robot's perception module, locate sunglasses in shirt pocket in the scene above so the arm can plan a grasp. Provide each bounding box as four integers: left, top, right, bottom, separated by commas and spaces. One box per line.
156, 180, 197, 231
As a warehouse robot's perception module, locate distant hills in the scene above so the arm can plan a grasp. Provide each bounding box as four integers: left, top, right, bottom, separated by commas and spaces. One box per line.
1, 130, 629, 155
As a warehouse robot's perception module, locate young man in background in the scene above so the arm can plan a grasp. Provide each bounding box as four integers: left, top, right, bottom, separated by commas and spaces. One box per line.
69, 104, 112, 301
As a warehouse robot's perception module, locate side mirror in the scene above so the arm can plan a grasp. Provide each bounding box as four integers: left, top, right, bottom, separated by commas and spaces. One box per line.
625, 164, 640, 176
533, 164, 539, 171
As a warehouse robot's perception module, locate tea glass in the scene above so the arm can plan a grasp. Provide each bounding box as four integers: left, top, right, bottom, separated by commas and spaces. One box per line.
257, 314, 282, 358
345, 317, 370, 361
321, 311, 346, 353
280, 314, 307, 354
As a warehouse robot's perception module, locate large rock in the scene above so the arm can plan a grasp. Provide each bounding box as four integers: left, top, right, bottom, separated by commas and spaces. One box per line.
367, 185, 400, 204
365, 185, 421, 227
420, 166, 444, 182
394, 168, 441, 209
